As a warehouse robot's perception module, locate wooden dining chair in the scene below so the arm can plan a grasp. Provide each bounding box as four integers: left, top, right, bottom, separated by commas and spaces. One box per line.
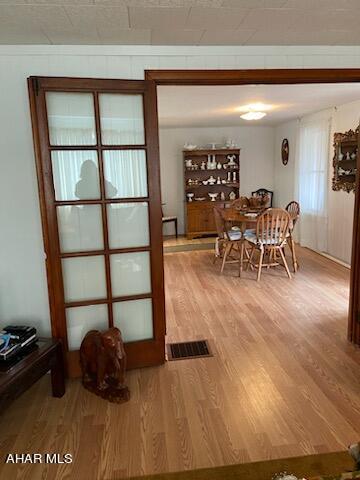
162, 204, 178, 238
245, 208, 292, 281
213, 207, 250, 276
285, 201, 300, 272
251, 188, 273, 207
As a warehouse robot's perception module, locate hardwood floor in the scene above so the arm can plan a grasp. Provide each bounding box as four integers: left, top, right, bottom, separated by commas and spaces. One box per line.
1, 246, 359, 480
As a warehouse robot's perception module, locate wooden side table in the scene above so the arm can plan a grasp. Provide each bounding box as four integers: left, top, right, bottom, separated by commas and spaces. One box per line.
0, 338, 65, 411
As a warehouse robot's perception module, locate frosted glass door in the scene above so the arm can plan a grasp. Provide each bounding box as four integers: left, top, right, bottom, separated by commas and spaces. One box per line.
30, 77, 165, 375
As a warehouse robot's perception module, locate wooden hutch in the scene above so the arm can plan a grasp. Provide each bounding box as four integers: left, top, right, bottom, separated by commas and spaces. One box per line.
184, 148, 240, 239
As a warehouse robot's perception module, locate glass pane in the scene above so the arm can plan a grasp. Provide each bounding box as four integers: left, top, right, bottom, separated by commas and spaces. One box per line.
110, 252, 151, 297
107, 202, 149, 249
62, 255, 107, 303
99, 93, 145, 145
113, 299, 153, 342
103, 150, 147, 199
46, 92, 96, 146
51, 150, 100, 201
57, 205, 104, 253
66, 304, 108, 351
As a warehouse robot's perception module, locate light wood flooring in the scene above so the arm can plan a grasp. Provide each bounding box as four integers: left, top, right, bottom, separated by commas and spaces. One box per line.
1, 246, 360, 480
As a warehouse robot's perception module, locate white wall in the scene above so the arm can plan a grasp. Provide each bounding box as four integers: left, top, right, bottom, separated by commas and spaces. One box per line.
274, 99, 360, 264
1, 45, 360, 334
159, 125, 275, 235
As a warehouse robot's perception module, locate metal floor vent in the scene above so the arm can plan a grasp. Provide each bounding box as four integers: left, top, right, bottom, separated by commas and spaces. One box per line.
166, 340, 212, 361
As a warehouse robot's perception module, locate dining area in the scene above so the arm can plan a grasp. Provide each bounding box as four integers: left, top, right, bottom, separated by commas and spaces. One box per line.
213, 192, 300, 281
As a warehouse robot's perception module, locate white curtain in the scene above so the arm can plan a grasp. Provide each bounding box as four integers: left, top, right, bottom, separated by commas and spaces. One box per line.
296, 117, 331, 252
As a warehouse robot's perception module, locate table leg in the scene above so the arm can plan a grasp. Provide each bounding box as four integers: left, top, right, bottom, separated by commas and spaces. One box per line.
51, 342, 65, 398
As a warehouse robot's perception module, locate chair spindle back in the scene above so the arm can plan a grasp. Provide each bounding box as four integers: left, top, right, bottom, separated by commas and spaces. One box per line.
256, 208, 290, 246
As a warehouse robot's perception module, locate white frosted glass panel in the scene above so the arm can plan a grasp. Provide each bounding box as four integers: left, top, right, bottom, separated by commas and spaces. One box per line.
52, 151, 100, 201
46, 92, 96, 146
110, 252, 151, 297
57, 205, 104, 253
66, 304, 108, 351
99, 94, 145, 145
103, 150, 147, 199
113, 299, 153, 342
62, 256, 107, 302
107, 203, 149, 249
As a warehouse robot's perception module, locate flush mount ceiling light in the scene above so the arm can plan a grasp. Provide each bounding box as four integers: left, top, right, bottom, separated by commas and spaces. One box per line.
240, 111, 267, 120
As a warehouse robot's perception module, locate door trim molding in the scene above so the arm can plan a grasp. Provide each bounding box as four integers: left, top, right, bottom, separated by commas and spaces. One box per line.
145, 67, 360, 345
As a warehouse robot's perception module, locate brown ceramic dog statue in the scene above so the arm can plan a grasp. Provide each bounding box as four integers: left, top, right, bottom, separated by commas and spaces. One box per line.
80, 327, 130, 403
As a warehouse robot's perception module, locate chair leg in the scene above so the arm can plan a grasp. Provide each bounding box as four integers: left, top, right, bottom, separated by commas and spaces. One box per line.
279, 247, 292, 279
221, 242, 231, 274
246, 246, 255, 271
239, 242, 244, 277
257, 248, 264, 282
174, 219, 178, 238
290, 237, 298, 272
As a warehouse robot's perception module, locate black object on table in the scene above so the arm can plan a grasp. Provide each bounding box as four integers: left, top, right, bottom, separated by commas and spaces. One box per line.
0, 338, 65, 411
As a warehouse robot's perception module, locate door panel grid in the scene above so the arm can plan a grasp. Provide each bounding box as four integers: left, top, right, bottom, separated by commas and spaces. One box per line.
29, 77, 165, 376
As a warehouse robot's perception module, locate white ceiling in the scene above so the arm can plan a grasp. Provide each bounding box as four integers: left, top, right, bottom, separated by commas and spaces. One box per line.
157, 83, 360, 127
1, 1, 360, 45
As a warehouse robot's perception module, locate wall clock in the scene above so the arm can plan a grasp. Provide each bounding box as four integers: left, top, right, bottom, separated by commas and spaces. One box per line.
281, 138, 289, 165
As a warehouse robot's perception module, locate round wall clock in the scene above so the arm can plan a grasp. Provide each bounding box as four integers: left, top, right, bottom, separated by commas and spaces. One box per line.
281, 138, 289, 165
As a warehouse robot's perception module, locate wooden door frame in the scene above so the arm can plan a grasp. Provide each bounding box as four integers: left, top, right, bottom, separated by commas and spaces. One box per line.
145, 68, 360, 345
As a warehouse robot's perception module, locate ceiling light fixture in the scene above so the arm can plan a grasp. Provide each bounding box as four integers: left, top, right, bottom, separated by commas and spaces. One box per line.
240, 111, 267, 121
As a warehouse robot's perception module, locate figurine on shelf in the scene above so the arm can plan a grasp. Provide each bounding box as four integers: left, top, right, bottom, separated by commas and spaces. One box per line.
227, 172, 231, 183
201, 161, 206, 170
184, 143, 197, 151
208, 175, 216, 185
338, 144, 344, 161
351, 151, 357, 160
209, 193, 219, 202
232, 171, 236, 182
220, 192, 225, 201
227, 154, 237, 166
185, 159, 193, 168
187, 193, 194, 202
217, 162, 222, 170
216, 176, 221, 185
229, 191, 236, 201
346, 151, 351, 161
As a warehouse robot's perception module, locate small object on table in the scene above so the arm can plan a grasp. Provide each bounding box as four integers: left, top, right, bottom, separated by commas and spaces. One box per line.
80, 327, 130, 404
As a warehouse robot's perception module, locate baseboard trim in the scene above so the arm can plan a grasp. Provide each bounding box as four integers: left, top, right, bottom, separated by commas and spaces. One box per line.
310, 248, 351, 269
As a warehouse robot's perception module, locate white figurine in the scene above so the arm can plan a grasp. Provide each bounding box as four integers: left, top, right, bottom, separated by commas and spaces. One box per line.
229, 192, 236, 201
227, 154, 237, 166
233, 171, 236, 182
220, 192, 225, 201
201, 161, 206, 170
209, 193, 219, 202
216, 176, 221, 185
208, 175, 216, 185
